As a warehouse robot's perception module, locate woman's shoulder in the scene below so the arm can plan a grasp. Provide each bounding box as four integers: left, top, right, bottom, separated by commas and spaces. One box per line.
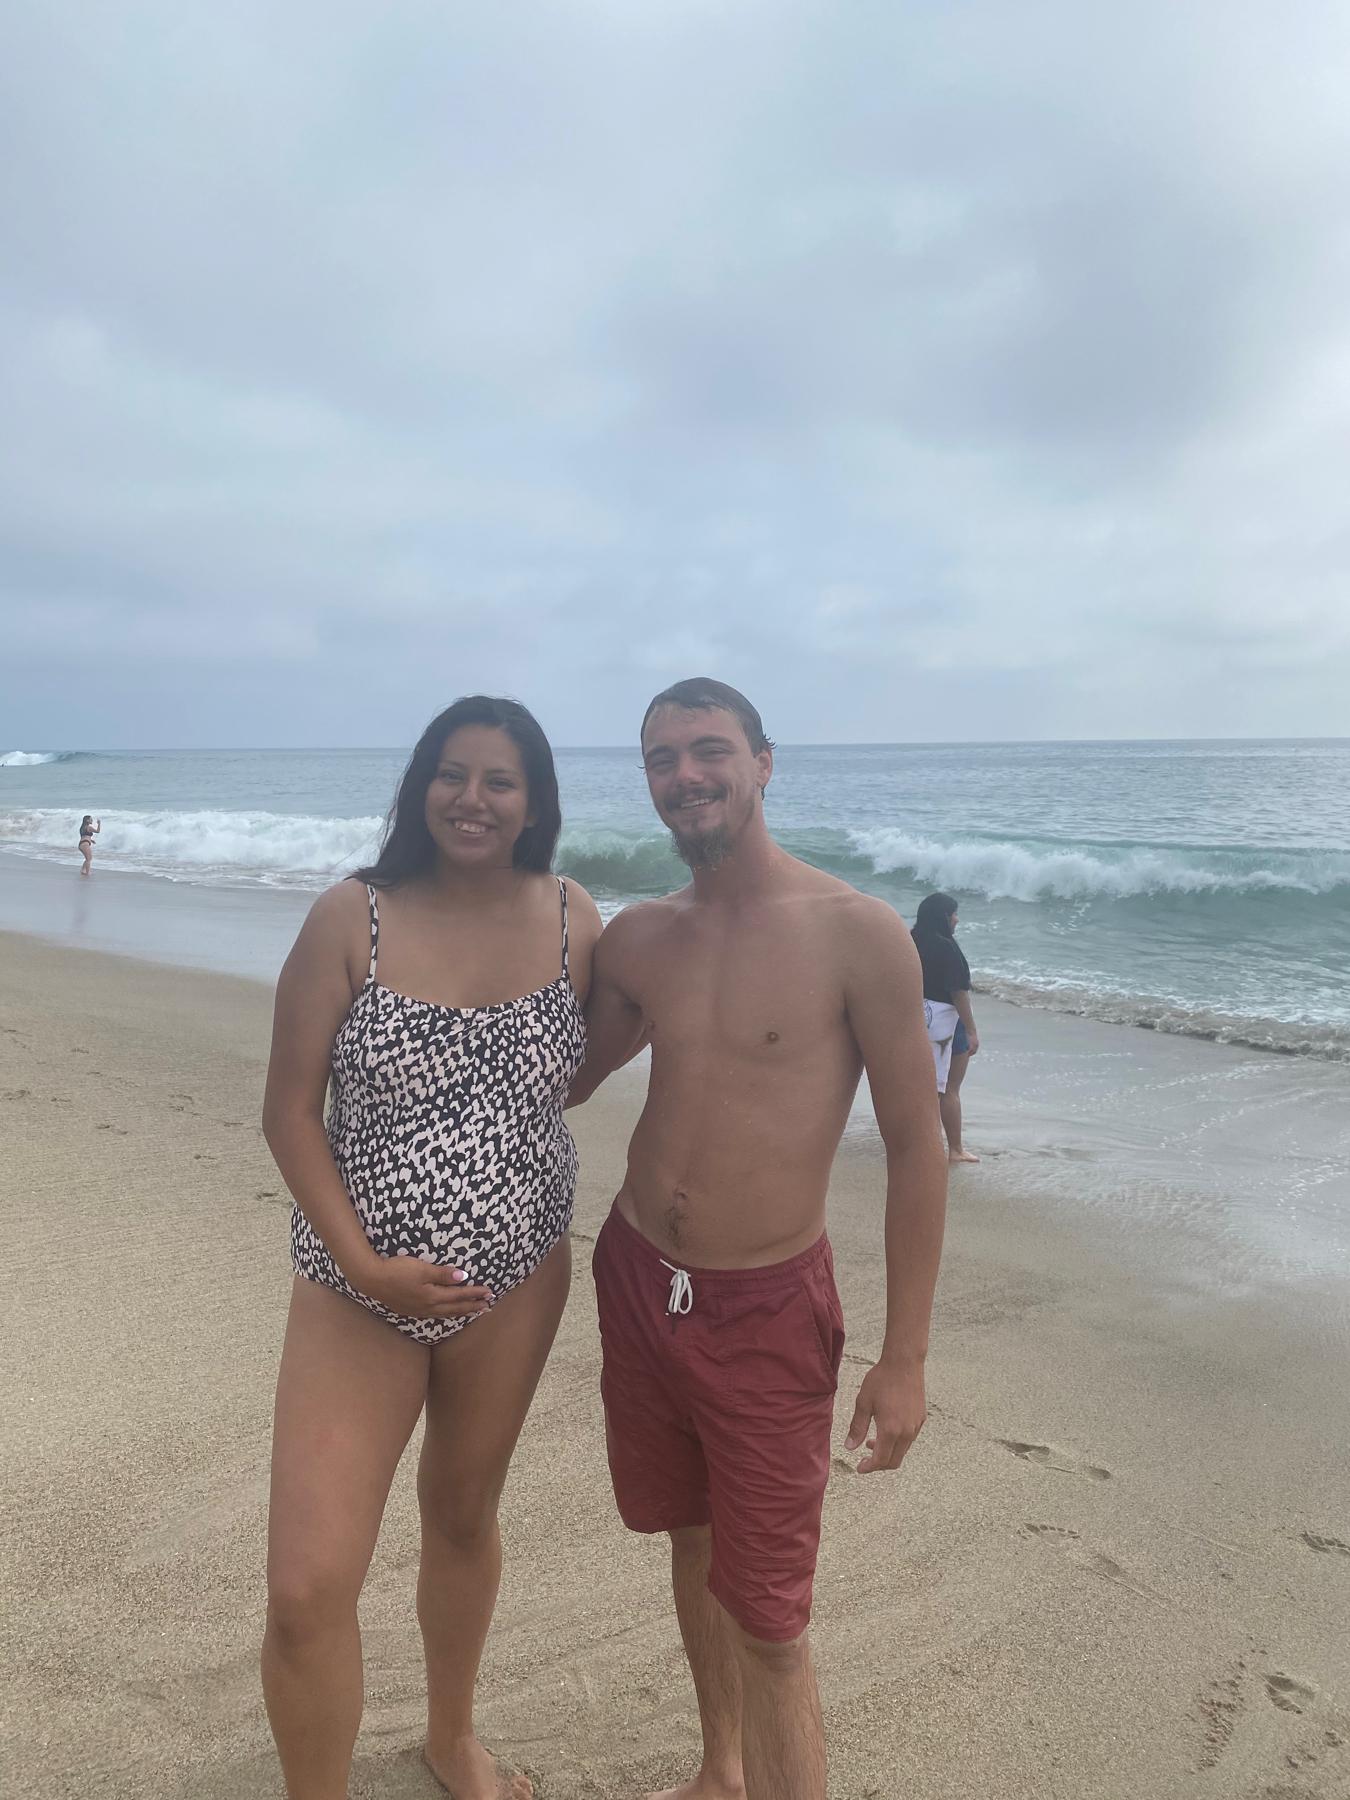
557, 876, 603, 954
305, 876, 374, 932
279, 878, 371, 990
317, 874, 373, 906
558, 875, 600, 918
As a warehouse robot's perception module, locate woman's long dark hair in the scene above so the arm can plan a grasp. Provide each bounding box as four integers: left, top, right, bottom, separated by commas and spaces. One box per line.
913, 891, 958, 939
355, 697, 562, 888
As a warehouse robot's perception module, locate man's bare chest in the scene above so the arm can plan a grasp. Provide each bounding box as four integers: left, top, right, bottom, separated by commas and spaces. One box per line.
630, 928, 845, 1061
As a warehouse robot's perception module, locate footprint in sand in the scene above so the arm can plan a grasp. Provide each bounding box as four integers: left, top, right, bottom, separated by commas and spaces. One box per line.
1265, 1673, 1316, 1715
999, 1440, 1111, 1480
1022, 1523, 1164, 1603
1300, 1530, 1350, 1556
127, 1469, 269, 1565
122, 1677, 165, 1703
1024, 1522, 1081, 1546
1194, 1660, 1247, 1771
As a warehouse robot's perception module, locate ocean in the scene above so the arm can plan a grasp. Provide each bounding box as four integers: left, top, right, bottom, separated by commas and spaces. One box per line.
3, 739, 1347, 1061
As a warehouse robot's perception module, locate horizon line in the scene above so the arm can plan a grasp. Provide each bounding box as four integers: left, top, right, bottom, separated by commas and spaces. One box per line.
14, 734, 1350, 755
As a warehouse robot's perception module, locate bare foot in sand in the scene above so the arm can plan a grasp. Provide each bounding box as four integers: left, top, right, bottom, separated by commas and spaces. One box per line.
424, 1736, 532, 1799
646, 1775, 746, 1800
949, 1148, 980, 1163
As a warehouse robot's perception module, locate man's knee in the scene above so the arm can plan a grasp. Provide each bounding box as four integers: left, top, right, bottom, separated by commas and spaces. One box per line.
728, 1621, 811, 1678
669, 1522, 712, 1558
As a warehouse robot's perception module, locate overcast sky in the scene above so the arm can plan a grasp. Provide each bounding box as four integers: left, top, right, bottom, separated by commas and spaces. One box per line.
3, 1, 1349, 748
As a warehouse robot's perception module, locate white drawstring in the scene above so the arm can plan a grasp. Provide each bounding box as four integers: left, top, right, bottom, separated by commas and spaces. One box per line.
660, 1259, 693, 1316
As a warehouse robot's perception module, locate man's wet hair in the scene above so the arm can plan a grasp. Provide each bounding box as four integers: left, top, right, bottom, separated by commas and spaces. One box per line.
641, 678, 775, 756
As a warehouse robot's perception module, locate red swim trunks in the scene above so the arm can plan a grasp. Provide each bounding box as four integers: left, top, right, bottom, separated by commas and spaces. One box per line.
592, 1202, 845, 1642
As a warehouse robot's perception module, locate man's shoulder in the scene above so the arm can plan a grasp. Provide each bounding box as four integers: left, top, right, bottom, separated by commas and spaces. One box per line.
597, 892, 689, 955
827, 887, 910, 950
785, 860, 903, 932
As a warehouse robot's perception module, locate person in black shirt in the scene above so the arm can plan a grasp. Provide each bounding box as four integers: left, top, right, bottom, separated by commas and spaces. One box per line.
912, 891, 980, 1164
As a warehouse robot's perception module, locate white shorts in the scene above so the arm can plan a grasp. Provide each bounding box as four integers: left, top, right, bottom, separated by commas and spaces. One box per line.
924, 1000, 960, 1094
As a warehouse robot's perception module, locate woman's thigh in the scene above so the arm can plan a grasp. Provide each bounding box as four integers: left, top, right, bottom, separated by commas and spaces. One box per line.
946, 1050, 971, 1097
419, 1237, 572, 1519
268, 1277, 430, 1605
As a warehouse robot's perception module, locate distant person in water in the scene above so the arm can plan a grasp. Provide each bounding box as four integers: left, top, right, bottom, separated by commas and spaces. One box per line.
78, 815, 100, 877
913, 892, 980, 1164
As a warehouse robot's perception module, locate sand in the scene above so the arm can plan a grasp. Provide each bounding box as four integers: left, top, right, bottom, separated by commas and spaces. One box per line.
2, 928, 1349, 1800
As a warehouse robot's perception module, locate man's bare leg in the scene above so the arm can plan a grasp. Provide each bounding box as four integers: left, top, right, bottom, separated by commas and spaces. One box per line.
648, 1525, 745, 1800
728, 1623, 825, 1800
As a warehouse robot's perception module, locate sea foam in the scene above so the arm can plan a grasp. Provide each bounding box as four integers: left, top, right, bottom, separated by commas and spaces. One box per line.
0, 808, 384, 882
847, 829, 1349, 901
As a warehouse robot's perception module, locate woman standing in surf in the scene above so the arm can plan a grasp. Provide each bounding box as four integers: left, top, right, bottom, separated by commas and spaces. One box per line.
261, 696, 601, 1800
913, 891, 981, 1164
78, 815, 99, 876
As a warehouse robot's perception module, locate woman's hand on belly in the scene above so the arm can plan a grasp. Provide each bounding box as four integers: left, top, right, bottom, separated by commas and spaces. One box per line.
362, 1252, 494, 1321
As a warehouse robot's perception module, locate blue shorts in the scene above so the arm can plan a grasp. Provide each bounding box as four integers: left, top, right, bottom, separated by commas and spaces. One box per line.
952, 1018, 969, 1056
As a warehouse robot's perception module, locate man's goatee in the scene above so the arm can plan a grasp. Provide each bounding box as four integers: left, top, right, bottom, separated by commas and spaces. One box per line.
669, 826, 732, 870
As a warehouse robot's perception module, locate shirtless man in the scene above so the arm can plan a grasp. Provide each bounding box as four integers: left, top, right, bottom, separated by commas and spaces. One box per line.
569, 678, 947, 1800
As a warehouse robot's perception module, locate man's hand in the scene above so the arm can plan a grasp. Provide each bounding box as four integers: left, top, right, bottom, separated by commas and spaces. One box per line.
967, 1030, 980, 1056
844, 1355, 928, 1473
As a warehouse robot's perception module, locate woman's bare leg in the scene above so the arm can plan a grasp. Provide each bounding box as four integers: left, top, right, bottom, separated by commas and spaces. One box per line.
418, 1237, 571, 1800
263, 1278, 429, 1800
940, 1051, 978, 1162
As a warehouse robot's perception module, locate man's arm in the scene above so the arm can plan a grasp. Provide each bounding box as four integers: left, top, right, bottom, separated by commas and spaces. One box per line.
566, 912, 650, 1109
841, 897, 949, 1473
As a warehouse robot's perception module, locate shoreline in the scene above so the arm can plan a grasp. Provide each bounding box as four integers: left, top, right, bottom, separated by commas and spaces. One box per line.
2, 930, 1349, 1797
2, 853, 1348, 1296
2, 844, 1347, 1066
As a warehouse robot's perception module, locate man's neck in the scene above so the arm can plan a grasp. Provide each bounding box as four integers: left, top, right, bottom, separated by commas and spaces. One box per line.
687, 820, 788, 905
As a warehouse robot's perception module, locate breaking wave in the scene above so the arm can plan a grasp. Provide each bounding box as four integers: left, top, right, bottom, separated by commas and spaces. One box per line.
847, 829, 1350, 902
0, 807, 384, 884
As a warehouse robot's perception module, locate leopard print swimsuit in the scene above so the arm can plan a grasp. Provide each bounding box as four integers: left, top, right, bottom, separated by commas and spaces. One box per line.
291, 878, 586, 1344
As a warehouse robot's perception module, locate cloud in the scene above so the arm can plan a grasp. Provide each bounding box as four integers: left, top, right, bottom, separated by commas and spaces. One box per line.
2, 0, 1348, 745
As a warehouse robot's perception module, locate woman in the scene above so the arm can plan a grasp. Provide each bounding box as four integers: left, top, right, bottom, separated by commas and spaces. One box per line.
78, 815, 99, 876
912, 891, 980, 1165
261, 696, 601, 1800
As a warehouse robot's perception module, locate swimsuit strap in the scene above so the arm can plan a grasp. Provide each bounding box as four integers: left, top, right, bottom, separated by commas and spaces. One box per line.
557, 876, 570, 978
365, 884, 380, 982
